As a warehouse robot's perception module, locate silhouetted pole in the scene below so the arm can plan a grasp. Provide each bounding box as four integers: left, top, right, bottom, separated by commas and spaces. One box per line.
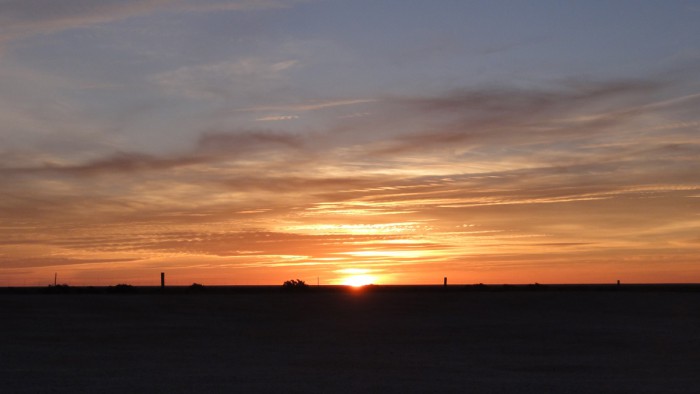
444, 277, 447, 286
161, 272, 165, 289
54, 273, 57, 287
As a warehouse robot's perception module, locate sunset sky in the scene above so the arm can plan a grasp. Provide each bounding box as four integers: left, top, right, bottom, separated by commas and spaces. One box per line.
1, 1, 699, 286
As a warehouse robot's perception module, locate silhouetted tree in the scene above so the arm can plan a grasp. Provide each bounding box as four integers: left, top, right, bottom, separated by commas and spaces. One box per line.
282, 279, 308, 291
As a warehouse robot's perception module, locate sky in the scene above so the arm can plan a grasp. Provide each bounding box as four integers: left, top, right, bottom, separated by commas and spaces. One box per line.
1, 0, 699, 286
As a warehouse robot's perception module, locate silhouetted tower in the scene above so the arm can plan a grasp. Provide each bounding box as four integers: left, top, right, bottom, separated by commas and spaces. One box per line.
161, 272, 165, 288
444, 277, 447, 286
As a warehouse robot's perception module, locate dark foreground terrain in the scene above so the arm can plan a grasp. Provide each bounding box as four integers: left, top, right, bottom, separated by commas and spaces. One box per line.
2, 286, 699, 393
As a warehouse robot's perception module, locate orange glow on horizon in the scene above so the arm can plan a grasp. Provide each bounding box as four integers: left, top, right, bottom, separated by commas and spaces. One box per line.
341, 274, 377, 287
334, 268, 379, 287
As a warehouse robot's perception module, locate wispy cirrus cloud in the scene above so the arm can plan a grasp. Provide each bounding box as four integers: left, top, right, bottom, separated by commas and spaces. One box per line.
256, 115, 300, 122
152, 57, 300, 101
0, 0, 169, 41
3, 76, 697, 179
0, 0, 311, 43
1, 73, 699, 284
5, 127, 302, 166
238, 98, 378, 112
360, 79, 664, 155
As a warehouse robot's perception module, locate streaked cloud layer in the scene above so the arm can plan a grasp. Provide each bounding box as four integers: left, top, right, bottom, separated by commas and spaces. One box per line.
1, 1, 699, 285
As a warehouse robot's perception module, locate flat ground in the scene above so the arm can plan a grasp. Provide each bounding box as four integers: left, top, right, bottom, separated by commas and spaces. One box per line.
2, 289, 699, 393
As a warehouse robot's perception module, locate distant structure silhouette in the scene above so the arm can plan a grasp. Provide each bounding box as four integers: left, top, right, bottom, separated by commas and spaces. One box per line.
444, 277, 447, 286
161, 272, 165, 289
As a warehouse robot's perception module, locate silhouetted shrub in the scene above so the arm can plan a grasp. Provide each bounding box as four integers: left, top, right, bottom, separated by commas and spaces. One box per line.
111, 284, 135, 294
465, 283, 488, 291
282, 279, 308, 291
189, 283, 206, 292
46, 284, 72, 294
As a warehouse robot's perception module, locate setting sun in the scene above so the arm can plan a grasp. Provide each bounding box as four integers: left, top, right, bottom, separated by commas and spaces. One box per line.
342, 275, 376, 287
336, 269, 378, 287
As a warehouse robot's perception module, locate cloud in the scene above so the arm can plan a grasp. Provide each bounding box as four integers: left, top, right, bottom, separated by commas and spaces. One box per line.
2, 73, 699, 283
362, 80, 662, 154
2, 152, 205, 177
255, 115, 300, 121
172, 0, 312, 13
4, 76, 697, 189
217, 175, 383, 195
153, 57, 300, 100
0, 256, 138, 269
0, 0, 310, 43
0, 0, 166, 48
0, 128, 310, 178
390, 80, 656, 114
197, 129, 304, 153
238, 99, 377, 112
